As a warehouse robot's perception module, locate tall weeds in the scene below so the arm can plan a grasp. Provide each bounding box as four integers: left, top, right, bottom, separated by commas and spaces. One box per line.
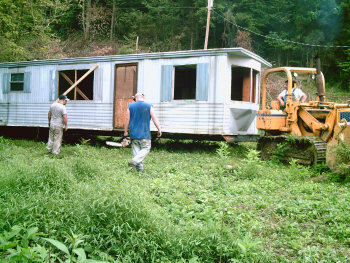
0, 137, 349, 262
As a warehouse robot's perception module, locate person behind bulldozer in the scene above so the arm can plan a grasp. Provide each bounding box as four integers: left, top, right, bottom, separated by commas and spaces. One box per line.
277, 79, 307, 109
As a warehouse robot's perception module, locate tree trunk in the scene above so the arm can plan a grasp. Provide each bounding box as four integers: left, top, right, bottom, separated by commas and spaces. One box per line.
110, 0, 116, 41
84, 0, 91, 40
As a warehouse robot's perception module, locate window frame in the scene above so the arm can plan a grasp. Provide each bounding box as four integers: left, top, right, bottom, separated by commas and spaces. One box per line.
173, 64, 197, 100
10, 73, 25, 92
160, 63, 209, 102
231, 66, 260, 103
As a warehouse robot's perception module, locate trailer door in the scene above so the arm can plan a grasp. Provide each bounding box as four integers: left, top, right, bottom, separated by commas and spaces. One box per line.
113, 64, 137, 128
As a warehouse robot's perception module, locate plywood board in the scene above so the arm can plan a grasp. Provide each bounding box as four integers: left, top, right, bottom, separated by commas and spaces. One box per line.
114, 64, 137, 128
114, 98, 134, 127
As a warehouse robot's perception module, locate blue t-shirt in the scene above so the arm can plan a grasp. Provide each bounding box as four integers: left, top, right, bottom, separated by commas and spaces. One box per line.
128, 101, 152, 139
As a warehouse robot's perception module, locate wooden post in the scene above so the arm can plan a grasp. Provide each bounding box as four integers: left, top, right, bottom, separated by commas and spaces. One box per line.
74, 70, 77, 100
204, 0, 213, 50
136, 36, 139, 53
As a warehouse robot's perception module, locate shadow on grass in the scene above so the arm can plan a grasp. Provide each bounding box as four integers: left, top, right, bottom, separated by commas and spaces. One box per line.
152, 138, 220, 153
0, 126, 254, 156
151, 138, 254, 156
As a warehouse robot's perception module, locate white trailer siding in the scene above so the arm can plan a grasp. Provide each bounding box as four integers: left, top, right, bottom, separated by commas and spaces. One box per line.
0, 48, 271, 139
152, 102, 224, 135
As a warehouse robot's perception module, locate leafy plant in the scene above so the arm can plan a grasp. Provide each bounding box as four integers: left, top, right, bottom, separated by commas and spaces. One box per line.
43, 230, 106, 263
273, 136, 296, 163
0, 224, 46, 262
333, 140, 350, 179
231, 149, 264, 179
216, 142, 230, 158
0, 225, 108, 263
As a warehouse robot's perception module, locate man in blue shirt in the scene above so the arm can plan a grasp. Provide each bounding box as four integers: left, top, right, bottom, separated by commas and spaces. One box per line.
124, 93, 162, 171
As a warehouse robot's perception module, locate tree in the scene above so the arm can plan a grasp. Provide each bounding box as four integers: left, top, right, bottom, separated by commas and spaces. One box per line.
335, 0, 350, 89
110, 0, 116, 40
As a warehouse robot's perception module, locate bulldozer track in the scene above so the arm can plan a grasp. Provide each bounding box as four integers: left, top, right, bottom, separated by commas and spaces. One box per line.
257, 135, 327, 165
308, 137, 326, 163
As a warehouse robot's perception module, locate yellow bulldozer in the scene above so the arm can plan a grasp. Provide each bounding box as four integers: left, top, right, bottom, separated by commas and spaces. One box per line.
257, 58, 350, 167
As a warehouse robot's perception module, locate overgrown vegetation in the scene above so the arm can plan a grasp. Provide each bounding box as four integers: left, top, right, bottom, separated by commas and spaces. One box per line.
333, 140, 350, 180
0, 136, 350, 262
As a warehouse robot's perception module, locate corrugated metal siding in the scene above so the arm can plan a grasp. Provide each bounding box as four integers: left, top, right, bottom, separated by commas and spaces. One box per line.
152, 102, 224, 134
3, 103, 113, 130
0, 103, 8, 125
67, 103, 113, 130
6, 103, 48, 127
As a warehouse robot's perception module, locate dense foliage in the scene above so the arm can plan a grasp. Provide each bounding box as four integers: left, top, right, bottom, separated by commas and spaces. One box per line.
0, 0, 349, 86
1, 136, 350, 262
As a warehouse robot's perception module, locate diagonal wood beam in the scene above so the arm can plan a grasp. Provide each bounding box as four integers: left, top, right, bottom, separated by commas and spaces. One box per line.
76, 87, 90, 100
62, 63, 99, 97
60, 72, 74, 86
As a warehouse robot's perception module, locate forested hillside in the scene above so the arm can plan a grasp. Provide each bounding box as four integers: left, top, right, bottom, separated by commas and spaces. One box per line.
0, 0, 349, 87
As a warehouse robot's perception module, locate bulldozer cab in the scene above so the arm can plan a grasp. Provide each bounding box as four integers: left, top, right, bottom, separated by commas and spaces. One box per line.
261, 67, 321, 111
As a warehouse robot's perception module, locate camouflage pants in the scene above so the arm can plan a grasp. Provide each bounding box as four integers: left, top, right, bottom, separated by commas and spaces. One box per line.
47, 125, 63, 155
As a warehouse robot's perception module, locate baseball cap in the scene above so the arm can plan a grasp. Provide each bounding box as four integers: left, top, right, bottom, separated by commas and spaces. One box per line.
134, 93, 144, 97
59, 94, 69, 101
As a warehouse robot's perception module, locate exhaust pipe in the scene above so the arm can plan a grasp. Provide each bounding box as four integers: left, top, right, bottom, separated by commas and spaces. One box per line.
315, 56, 325, 102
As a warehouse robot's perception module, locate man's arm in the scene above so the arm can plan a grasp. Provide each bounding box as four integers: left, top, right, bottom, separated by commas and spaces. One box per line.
124, 108, 130, 137
277, 94, 285, 107
63, 114, 68, 131
48, 111, 51, 127
300, 93, 307, 103
150, 107, 162, 137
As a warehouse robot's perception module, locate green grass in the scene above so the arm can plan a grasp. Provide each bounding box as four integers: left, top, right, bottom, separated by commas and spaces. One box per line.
0, 137, 350, 262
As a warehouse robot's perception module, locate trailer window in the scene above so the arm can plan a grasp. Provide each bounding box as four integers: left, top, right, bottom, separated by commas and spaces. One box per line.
58, 69, 94, 100
174, 65, 196, 100
231, 67, 258, 103
10, 73, 24, 91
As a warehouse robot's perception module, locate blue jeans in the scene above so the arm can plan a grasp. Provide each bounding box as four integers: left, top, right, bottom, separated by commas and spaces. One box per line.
130, 139, 151, 171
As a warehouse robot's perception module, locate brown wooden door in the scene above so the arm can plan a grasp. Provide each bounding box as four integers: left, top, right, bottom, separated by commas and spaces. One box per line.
114, 64, 137, 128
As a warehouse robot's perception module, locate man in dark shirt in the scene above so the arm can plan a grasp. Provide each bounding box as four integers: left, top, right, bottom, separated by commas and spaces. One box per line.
124, 93, 162, 171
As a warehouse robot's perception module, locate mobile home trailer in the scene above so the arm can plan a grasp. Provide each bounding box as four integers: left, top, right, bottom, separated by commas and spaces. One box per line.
0, 48, 271, 141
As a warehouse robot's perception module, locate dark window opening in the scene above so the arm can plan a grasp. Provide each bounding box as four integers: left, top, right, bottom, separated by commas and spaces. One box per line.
174, 65, 196, 100
58, 70, 94, 100
10, 73, 24, 91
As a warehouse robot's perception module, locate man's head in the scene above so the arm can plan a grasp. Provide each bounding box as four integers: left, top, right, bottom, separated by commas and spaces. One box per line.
59, 94, 69, 104
285, 79, 297, 89
134, 93, 145, 101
